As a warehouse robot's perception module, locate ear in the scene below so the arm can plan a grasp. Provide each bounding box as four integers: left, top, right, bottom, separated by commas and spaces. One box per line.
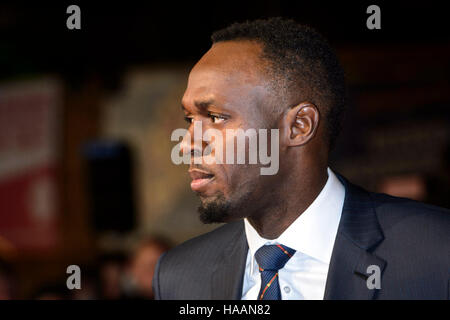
281, 102, 320, 147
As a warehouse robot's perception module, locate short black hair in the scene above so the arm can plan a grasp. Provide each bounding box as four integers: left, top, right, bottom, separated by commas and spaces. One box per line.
211, 17, 346, 150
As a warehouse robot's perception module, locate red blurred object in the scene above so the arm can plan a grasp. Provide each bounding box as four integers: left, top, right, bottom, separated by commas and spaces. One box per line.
0, 79, 61, 252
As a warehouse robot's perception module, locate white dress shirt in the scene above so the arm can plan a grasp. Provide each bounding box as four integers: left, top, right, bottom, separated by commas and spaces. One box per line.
241, 168, 345, 300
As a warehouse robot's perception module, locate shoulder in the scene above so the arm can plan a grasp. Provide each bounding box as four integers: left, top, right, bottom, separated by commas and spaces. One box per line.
338, 172, 450, 243
366, 191, 450, 297
158, 220, 244, 271
367, 190, 450, 260
153, 220, 244, 299
338, 172, 450, 236
370, 191, 450, 232
339, 172, 450, 253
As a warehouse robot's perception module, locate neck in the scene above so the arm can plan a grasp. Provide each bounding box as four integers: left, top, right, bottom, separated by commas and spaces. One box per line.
247, 165, 328, 239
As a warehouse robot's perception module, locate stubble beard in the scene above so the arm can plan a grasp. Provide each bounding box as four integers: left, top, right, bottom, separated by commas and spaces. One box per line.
197, 189, 253, 224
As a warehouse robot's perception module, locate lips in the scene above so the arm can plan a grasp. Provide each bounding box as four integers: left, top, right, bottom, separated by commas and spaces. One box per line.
188, 169, 215, 192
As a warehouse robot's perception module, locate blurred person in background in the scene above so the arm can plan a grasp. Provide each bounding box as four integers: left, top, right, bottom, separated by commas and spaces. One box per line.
378, 174, 427, 202
122, 236, 171, 299
98, 252, 127, 300
379, 143, 450, 209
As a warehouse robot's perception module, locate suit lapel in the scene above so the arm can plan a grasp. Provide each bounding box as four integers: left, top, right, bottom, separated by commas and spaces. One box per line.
324, 174, 386, 300
211, 220, 249, 299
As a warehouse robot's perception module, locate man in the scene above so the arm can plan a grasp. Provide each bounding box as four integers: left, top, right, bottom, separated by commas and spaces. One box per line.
153, 18, 450, 299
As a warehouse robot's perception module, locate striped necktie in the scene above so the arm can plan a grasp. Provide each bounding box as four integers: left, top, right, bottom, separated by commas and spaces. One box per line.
254, 244, 296, 300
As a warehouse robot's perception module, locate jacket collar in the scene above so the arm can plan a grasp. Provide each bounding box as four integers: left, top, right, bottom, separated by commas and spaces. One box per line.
211, 220, 248, 299
324, 174, 386, 299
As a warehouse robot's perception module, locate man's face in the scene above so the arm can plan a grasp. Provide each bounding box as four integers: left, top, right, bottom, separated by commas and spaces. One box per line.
181, 41, 280, 223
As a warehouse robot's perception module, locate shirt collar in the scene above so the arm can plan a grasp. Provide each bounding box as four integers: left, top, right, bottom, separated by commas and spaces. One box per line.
244, 168, 345, 270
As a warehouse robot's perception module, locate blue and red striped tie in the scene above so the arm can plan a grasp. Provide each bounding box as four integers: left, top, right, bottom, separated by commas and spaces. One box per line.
254, 244, 296, 300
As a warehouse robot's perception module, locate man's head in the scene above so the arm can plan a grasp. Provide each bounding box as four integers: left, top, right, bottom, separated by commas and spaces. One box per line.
180, 17, 346, 224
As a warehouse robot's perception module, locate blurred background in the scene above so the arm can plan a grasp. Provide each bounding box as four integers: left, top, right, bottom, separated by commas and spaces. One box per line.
0, 1, 449, 299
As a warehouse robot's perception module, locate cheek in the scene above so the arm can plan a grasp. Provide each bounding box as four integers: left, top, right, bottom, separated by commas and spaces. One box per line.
219, 163, 260, 196
213, 164, 231, 194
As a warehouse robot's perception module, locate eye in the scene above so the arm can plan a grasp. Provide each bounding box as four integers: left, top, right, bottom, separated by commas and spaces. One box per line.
208, 112, 227, 124
184, 116, 193, 124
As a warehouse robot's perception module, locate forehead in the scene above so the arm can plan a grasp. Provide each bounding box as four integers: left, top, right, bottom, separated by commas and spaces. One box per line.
182, 41, 271, 111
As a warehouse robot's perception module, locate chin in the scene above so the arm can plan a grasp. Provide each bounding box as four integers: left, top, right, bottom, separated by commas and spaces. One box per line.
198, 194, 231, 224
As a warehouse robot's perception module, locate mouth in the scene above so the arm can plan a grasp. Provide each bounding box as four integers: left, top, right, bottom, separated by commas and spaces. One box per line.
188, 169, 215, 192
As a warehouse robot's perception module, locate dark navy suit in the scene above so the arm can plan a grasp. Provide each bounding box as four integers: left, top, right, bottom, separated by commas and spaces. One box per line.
153, 175, 450, 299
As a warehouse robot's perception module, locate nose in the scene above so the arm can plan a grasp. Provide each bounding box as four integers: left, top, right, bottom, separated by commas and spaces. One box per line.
180, 123, 203, 159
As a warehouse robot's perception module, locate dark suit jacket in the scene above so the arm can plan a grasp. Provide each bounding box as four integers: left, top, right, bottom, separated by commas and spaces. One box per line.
153, 175, 450, 299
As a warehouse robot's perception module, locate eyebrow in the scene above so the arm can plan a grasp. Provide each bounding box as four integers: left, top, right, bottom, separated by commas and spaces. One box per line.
181, 99, 216, 112
195, 99, 215, 110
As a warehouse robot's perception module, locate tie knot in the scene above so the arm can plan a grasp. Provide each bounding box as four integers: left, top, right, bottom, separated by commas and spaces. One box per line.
254, 244, 296, 272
